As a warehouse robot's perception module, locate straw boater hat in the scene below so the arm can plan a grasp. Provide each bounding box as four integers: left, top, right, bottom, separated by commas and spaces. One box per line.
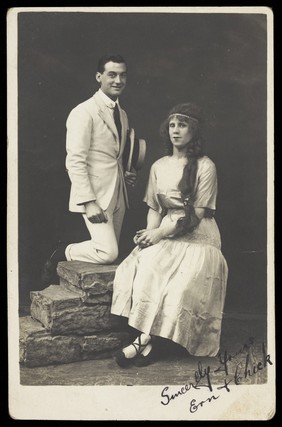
123, 128, 146, 172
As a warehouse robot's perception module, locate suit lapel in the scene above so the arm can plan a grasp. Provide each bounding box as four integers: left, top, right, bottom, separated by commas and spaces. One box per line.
93, 92, 119, 141
93, 92, 129, 158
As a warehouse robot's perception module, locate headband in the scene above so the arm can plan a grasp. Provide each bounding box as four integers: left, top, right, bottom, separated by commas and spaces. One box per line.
168, 113, 199, 122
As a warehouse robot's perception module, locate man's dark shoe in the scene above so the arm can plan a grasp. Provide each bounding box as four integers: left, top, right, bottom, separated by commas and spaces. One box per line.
41, 241, 67, 287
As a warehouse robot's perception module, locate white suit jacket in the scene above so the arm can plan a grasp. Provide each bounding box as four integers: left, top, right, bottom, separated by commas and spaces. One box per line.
66, 90, 129, 213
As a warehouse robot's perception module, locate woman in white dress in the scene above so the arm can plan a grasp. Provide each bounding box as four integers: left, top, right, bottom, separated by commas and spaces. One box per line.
111, 103, 228, 367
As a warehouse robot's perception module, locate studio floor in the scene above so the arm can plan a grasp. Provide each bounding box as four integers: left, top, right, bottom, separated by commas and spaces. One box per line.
20, 313, 269, 387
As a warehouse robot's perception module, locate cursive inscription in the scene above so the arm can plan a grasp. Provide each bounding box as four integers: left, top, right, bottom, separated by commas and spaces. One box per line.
214, 337, 255, 376
161, 361, 212, 405
189, 394, 220, 413
233, 342, 273, 385
160, 339, 273, 412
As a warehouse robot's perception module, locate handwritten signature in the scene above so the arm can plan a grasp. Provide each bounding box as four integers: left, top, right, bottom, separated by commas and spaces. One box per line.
160, 340, 273, 413
189, 394, 220, 413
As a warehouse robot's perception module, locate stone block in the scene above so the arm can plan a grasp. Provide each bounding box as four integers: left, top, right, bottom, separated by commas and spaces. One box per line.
19, 315, 47, 363
19, 317, 130, 367
57, 260, 118, 292
30, 285, 121, 335
19, 316, 82, 367
30, 285, 81, 327
82, 332, 130, 360
60, 278, 112, 305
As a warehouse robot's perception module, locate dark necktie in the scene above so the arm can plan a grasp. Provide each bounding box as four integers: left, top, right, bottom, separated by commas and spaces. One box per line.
113, 103, 122, 141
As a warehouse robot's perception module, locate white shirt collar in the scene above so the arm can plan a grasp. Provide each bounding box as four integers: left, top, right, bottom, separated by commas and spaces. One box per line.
98, 88, 119, 109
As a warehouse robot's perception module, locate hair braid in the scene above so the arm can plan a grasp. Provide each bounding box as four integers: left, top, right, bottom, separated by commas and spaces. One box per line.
160, 102, 205, 236
176, 138, 204, 236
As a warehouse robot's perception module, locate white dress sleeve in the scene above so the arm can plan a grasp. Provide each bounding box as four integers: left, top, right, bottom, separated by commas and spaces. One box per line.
193, 158, 217, 209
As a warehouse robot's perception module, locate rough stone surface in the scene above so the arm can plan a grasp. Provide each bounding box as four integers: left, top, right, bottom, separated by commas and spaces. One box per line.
31, 290, 120, 335
30, 285, 82, 310
19, 317, 82, 367
19, 316, 48, 363
82, 332, 130, 360
30, 284, 83, 332
60, 278, 112, 304
22, 262, 129, 366
20, 317, 130, 367
57, 260, 118, 291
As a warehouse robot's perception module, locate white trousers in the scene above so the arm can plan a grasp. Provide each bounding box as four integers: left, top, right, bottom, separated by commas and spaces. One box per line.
65, 178, 126, 264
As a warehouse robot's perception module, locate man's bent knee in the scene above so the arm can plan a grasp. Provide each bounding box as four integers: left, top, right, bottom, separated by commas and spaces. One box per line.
95, 247, 119, 264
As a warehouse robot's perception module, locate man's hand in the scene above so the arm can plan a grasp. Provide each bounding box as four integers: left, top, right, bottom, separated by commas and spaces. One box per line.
124, 170, 137, 187
134, 228, 164, 248
84, 201, 108, 224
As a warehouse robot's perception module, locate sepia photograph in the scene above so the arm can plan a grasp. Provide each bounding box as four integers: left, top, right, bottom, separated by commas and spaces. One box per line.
7, 6, 275, 420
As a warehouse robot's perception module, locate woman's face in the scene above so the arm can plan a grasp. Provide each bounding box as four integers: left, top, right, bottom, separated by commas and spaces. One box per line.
169, 116, 193, 150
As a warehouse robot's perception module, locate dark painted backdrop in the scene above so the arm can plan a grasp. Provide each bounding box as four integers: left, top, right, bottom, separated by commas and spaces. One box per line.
18, 12, 267, 314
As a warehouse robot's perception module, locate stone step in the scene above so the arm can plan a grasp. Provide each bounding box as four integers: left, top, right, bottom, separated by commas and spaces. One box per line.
20, 316, 130, 367
57, 261, 118, 304
57, 260, 118, 291
30, 284, 122, 335
60, 278, 112, 305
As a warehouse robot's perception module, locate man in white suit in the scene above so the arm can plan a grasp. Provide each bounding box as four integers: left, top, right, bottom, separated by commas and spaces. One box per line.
42, 54, 136, 286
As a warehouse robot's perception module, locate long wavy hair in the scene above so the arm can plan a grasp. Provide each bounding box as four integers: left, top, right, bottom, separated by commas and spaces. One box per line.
160, 103, 205, 235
